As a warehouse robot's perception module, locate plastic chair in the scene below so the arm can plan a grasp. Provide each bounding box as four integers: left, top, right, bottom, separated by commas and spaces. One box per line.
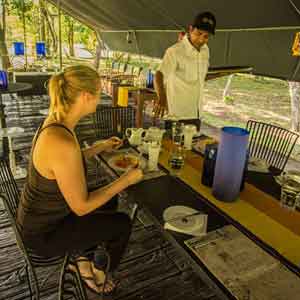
0, 158, 68, 300
93, 105, 136, 139
246, 120, 299, 172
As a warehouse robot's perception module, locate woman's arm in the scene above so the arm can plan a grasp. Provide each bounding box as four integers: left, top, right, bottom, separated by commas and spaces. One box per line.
48, 132, 141, 216
82, 137, 122, 160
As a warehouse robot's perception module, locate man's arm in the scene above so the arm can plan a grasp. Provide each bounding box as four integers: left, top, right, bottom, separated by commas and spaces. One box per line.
153, 70, 168, 118
153, 48, 176, 118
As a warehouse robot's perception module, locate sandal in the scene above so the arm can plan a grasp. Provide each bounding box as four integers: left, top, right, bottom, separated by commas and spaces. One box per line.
67, 263, 101, 295
74, 257, 117, 295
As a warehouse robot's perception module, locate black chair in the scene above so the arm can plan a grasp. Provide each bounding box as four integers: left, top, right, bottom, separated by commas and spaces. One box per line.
0, 159, 81, 300
246, 120, 299, 172
93, 105, 136, 139
58, 256, 87, 300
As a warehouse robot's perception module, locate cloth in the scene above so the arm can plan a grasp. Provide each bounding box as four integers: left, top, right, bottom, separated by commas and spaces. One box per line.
158, 35, 209, 119
118, 86, 138, 107
118, 86, 129, 106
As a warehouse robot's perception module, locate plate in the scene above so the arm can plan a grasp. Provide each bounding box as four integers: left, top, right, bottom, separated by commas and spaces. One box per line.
247, 157, 270, 173
0, 127, 24, 137
163, 205, 206, 233
108, 153, 142, 172
274, 170, 300, 187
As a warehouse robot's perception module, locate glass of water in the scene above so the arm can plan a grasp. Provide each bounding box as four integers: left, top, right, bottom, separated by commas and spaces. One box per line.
148, 141, 161, 171
280, 180, 300, 211
168, 145, 185, 176
172, 122, 184, 145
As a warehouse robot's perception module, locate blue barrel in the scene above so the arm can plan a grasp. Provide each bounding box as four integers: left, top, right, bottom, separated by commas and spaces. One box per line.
146, 70, 154, 88
36, 42, 46, 57
0, 71, 8, 89
212, 127, 249, 202
13, 42, 25, 56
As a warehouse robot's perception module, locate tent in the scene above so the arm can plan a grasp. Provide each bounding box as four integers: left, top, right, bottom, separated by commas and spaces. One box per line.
50, 0, 300, 81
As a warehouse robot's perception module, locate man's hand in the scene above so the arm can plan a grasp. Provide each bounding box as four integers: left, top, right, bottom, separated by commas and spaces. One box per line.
153, 93, 168, 118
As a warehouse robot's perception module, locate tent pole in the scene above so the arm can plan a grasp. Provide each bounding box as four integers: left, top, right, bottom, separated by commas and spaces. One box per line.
57, 0, 62, 71
21, 0, 28, 70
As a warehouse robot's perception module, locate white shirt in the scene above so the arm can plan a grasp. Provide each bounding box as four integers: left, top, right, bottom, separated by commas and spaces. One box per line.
158, 35, 209, 119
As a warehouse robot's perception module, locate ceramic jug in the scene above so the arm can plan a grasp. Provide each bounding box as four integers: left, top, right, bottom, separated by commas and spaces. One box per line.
125, 128, 146, 146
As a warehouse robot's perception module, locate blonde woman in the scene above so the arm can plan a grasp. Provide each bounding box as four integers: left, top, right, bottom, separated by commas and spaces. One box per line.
17, 65, 143, 295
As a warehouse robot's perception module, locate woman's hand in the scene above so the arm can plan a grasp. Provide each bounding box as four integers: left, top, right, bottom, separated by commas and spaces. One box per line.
102, 137, 123, 152
123, 168, 143, 186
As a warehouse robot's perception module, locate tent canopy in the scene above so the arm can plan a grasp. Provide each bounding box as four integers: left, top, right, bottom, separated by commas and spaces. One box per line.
50, 0, 300, 80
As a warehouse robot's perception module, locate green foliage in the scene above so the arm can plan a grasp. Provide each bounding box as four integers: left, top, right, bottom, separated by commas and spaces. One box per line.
224, 95, 235, 105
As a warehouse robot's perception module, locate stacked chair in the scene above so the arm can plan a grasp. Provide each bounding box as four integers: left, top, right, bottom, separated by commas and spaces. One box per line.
246, 119, 299, 172
93, 105, 136, 139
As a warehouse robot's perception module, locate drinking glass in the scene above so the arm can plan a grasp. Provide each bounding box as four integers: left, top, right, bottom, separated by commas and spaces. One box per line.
280, 180, 300, 211
148, 141, 161, 171
168, 145, 185, 176
172, 122, 184, 145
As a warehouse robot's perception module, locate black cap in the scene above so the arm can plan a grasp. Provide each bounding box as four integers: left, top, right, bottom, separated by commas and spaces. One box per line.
192, 12, 216, 35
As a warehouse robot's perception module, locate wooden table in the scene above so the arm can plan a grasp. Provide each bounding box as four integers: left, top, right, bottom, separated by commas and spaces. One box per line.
158, 140, 300, 269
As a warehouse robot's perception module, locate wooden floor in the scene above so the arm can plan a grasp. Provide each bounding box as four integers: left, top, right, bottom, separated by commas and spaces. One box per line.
0, 93, 223, 300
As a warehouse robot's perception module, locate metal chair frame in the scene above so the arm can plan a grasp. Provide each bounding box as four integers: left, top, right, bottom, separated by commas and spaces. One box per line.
246, 119, 299, 172
93, 105, 136, 139
0, 159, 70, 300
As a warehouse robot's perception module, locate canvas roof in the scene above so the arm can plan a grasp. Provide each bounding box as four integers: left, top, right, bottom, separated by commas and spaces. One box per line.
50, 0, 300, 80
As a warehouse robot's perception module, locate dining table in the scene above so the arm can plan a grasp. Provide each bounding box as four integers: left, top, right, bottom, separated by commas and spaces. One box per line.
98, 136, 300, 299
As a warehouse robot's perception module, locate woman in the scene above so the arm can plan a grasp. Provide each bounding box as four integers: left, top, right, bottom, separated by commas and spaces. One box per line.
16, 65, 143, 294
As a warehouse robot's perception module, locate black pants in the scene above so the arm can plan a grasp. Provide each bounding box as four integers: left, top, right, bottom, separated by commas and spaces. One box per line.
24, 196, 131, 272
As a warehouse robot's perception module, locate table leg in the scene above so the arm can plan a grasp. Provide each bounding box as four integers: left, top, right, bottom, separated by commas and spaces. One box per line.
136, 90, 144, 128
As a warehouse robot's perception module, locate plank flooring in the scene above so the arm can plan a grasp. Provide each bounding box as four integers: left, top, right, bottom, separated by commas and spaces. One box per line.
0, 92, 223, 300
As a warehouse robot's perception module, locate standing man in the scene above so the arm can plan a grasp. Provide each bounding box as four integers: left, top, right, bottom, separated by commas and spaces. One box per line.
154, 12, 216, 129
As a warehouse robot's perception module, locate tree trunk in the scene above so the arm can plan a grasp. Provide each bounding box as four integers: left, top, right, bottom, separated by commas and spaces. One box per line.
223, 74, 234, 102
93, 32, 103, 70
40, 2, 57, 55
289, 81, 300, 132
39, 0, 46, 42
0, 0, 11, 70
68, 19, 74, 57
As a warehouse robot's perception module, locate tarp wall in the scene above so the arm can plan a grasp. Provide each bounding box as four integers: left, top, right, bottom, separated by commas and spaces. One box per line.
50, 0, 300, 80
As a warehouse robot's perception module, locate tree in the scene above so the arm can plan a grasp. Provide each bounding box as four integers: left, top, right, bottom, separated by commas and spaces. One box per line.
289, 81, 300, 132
63, 15, 74, 56
0, 0, 11, 69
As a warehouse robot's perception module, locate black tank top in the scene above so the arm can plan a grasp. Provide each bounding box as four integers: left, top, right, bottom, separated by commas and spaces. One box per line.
17, 123, 87, 237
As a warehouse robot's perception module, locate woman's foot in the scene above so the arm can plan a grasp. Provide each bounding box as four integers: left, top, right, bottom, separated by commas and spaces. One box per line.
91, 262, 116, 294
75, 257, 101, 294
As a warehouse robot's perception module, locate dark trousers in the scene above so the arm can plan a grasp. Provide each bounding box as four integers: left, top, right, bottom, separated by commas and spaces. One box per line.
24, 196, 131, 272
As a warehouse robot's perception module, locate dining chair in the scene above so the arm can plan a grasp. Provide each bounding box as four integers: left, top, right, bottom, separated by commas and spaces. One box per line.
246, 119, 299, 172
0, 158, 72, 300
93, 105, 136, 139
58, 255, 88, 300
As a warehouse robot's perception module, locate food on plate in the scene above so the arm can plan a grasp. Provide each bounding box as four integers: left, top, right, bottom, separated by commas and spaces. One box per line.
114, 154, 139, 169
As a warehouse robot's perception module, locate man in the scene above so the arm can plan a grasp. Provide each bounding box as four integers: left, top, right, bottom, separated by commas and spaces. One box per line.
154, 12, 216, 129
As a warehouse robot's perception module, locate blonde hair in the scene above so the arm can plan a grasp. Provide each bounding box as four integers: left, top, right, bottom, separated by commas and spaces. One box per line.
48, 65, 100, 121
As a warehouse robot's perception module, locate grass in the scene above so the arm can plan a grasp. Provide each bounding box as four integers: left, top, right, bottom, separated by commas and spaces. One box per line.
202, 74, 300, 160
